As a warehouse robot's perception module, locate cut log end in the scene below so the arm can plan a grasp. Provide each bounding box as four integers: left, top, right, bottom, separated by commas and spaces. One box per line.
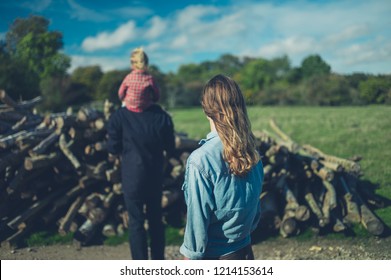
280, 217, 297, 238
363, 220, 384, 236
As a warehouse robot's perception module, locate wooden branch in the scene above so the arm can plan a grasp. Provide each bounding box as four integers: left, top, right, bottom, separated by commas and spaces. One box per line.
259, 191, 281, 232
1, 228, 30, 250
29, 130, 60, 156
6, 167, 29, 195
360, 203, 384, 236
305, 191, 327, 227
0, 89, 18, 108
319, 159, 343, 173
58, 195, 85, 236
85, 162, 107, 180
0, 144, 31, 173
321, 190, 331, 226
311, 160, 334, 181
102, 223, 117, 237
103, 99, 115, 120
94, 140, 107, 152
94, 118, 105, 130
302, 144, 361, 174
59, 133, 82, 172
0, 130, 28, 149
24, 152, 61, 171
74, 192, 110, 246
77, 107, 102, 122
280, 211, 298, 238
15, 96, 42, 110
322, 180, 337, 210
106, 167, 121, 184
41, 185, 84, 225
339, 176, 361, 224
7, 189, 65, 230
0, 90, 42, 110
269, 119, 300, 152
162, 188, 180, 208
345, 174, 384, 236
332, 216, 347, 232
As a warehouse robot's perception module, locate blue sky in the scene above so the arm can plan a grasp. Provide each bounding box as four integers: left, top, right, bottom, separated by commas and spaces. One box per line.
1, 0, 390, 74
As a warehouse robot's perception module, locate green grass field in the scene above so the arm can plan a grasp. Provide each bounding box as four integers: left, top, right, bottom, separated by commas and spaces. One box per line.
171, 105, 391, 228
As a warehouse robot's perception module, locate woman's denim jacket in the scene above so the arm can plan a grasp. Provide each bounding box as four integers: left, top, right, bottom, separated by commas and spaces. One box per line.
180, 130, 264, 260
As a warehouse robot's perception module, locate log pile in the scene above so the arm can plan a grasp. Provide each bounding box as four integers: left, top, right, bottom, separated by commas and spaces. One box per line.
0, 90, 388, 249
255, 119, 387, 238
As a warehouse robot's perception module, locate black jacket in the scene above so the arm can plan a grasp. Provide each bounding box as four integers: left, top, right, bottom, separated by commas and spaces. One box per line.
107, 105, 175, 197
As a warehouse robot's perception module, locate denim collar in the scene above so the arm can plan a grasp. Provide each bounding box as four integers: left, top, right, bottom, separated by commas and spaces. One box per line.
199, 130, 218, 145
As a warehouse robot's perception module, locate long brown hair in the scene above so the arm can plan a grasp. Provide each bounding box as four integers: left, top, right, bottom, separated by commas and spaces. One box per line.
201, 74, 260, 176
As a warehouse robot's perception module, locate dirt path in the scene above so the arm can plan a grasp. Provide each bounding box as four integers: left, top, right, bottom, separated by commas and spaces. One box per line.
1, 236, 391, 260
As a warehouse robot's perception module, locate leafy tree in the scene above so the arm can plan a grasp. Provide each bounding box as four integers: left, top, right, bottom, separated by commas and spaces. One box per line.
0, 43, 40, 100
39, 75, 69, 112
216, 54, 243, 75
237, 56, 290, 104
7, 16, 69, 80
300, 54, 331, 79
71, 65, 103, 100
5, 15, 50, 54
359, 76, 391, 104
14, 32, 69, 79
286, 67, 302, 84
2, 15, 70, 107
163, 72, 183, 108
148, 65, 167, 106
96, 69, 128, 104
177, 63, 204, 82
303, 74, 352, 105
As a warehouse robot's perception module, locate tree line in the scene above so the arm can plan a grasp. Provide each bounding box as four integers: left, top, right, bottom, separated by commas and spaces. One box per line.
1, 15, 390, 112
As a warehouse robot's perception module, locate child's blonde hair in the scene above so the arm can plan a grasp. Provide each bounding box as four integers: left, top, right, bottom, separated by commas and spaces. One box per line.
130, 47, 149, 70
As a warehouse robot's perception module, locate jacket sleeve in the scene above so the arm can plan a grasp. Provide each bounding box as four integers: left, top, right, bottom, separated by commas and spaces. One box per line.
107, 109, 123, 155
179, 159, 214, 260
251, 199, 261, 233
118, 76, 128, 101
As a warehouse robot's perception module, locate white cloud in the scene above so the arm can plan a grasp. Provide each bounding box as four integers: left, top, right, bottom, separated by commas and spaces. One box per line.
232, 0, 391, 73
145, 42, 161, 52
70, 55, 129, 72
114, 7, 153, 19
337, 40, 391, 66
82, 20, 137, 52
175, 5, 219, 29
324, 24, 371, 45
144, 16, 167, 39
166, 5, 248, 52
73, 0, 391, 74
21, 0, 51, 12
171, 35, 188, 49
259, 36, 317, 57
67, 0, 110, 22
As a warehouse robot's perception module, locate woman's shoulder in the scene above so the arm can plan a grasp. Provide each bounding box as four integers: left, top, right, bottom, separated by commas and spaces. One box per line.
187, 139, 225, 173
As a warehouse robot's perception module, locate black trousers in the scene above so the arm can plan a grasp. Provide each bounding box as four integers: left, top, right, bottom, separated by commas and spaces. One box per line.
123, 190, 165, 260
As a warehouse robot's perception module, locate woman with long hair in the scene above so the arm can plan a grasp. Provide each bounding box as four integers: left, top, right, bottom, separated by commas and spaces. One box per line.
180, 74, 264, 260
